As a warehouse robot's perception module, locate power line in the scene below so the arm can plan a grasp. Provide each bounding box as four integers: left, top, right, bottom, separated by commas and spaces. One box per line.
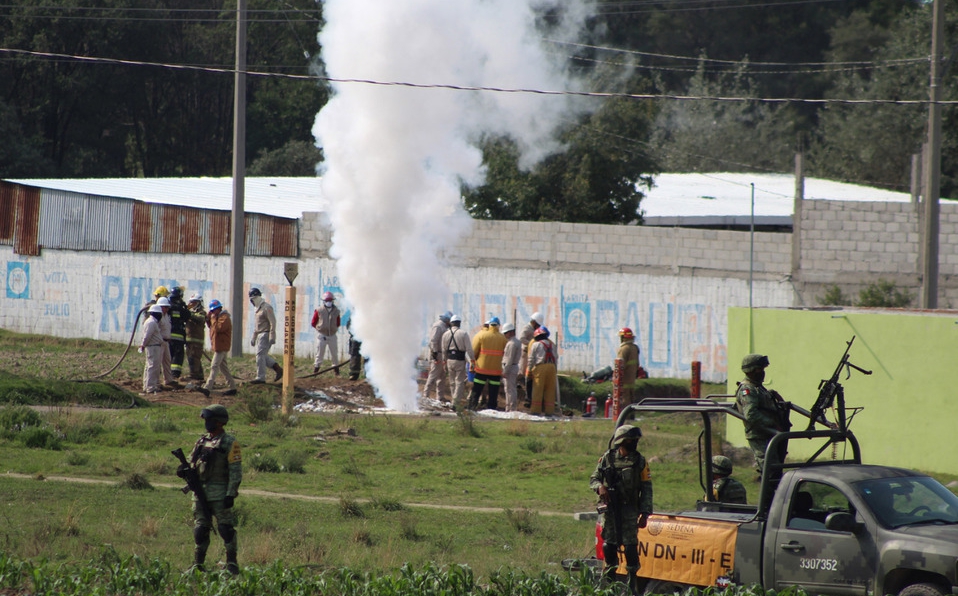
0, 47, 951, 106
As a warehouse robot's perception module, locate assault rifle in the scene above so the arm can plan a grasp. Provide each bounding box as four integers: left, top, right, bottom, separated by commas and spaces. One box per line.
172, 447, 216, 533
806, 336, 872, 432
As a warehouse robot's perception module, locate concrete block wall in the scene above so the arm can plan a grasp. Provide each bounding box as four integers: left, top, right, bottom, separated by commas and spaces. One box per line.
301, 217, 794, 278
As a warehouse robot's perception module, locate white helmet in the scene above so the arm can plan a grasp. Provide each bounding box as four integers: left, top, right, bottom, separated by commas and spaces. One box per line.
148, 304, 164, 313
156, 297, 171, 307
189, 293, 203, 303
502, 323, 516, 333
450, 314, 462, 324
530, 312, 542, 324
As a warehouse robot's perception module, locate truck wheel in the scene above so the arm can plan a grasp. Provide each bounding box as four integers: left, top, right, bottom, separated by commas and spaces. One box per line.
644, 579, 690, 595
899, 583, 947, 596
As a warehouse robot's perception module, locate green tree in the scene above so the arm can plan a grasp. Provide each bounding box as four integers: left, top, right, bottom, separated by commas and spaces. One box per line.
248, 140, 323, 176
650, 61, 796, 173
462, 97, 656, 224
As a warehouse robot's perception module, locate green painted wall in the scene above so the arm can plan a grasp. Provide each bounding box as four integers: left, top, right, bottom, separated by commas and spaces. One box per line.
727, 307, 957, 475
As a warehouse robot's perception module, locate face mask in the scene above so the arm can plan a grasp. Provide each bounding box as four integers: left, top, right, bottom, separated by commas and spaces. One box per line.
250, 296, 263, 307
324, 300, 333, 308
750, 370, 766, 384
204, 419, 219, 433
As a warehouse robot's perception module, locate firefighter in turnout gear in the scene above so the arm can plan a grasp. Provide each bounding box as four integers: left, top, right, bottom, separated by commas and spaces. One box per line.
178, 404, 242, 574
168, 286, 190, 379
590, 424, 653, 594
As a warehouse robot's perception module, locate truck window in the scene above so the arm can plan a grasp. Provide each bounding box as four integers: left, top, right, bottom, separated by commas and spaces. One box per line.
856, 476, 958, 529
787, 481, 853, 530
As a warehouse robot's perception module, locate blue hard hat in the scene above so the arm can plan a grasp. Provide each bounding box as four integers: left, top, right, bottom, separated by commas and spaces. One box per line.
489, 317, 500, 326
208, 299, 222, 311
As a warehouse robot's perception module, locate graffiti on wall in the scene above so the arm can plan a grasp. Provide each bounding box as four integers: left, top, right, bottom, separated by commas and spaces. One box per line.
441, 287, 727, 378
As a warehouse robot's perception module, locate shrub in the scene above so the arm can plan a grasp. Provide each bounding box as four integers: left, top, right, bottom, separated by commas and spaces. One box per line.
249, 453, 281, 473
21, 426, 62, 450
0, 405, 42, 436
240, 392, 274, 423
280, 449, 308, 474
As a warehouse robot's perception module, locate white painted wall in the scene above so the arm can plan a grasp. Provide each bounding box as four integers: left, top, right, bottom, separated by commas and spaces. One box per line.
0, 245, 794, 382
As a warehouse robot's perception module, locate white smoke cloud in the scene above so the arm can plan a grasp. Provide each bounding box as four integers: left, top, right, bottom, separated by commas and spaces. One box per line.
313, 0, 595, 411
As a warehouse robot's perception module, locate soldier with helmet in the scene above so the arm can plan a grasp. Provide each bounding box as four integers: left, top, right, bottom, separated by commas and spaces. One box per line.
311, 291, 341, 375
709, 455, 747, 504
168, 286, 191, 379
616, 327, 641, 407
590, 424, 653, 592
138, 304, 166, 394
441, 314, 473, 407
735, 353, 791, 479
177, 404, 242, 574
248, 288, 283, 384
185, 294, 207, 381
200, 300, 237, 397
527, 326, 558, 415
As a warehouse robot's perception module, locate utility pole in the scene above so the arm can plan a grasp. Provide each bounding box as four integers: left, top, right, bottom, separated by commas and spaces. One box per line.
921, 0, 944, 309
230, 0, 248, 355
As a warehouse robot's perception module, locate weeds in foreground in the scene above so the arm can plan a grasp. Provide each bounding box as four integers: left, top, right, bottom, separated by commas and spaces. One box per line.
504, 508, 538, 535
456, 411, 482, 438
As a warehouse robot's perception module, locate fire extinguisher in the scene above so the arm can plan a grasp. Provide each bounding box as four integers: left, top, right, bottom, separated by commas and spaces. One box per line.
586, 392, 596, 415
604, 396, 613, 419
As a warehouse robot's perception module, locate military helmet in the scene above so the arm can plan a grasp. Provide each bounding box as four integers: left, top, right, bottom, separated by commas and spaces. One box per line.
712, 455, 733, 476
741, 353, 770, 373
200, 404, 229, 423
612, 424, 642, 447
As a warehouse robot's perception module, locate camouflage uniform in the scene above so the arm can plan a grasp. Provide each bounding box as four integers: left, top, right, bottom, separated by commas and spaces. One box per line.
709, 455, 747, 503
735, 354, 790, 476
590, 425, 652, 590
185, 299, 207, 381
187, 405, 242, 573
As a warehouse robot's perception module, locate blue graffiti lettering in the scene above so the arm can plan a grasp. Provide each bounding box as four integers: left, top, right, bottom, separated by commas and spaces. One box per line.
100, 276, 124, 332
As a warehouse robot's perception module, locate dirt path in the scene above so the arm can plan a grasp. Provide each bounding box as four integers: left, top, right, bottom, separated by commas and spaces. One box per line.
2, 472, 574, 518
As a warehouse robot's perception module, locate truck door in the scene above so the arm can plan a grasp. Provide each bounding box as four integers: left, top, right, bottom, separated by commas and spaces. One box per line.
768, 480, 876, 596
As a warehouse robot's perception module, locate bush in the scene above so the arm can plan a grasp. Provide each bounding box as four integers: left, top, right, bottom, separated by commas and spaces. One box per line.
21, 426, 62, 450
249, 453, 281, 473
0, 405, 42, 436
240, 391, 274, 423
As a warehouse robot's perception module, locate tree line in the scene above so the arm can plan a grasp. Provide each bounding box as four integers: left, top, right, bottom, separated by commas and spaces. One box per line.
1, 0, 954, 223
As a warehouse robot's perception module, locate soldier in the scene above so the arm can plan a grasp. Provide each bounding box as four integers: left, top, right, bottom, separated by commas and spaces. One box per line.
441, 315, 474, 407
422, 311, 452, 402
185, 294, 207, 382
177, 404, 242, 575
248, 288, 283, 384
709, 455, 748, 504
590, 424, 653, 592
519, 312, 541, 406
168, 286, 190, 379
527, 326, 558, 415
469, 317, 507, 410
200, 300, 237, 397
138, 304, 165, 394
735, 354, 790, 480
616, 327, 640, 407
311, 291, 341, 375
501, 323, 521, 412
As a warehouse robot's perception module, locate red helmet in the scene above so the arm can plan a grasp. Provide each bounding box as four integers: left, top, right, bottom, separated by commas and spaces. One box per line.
534, 326, 550, 339
619, 327, 634, 340
322, 291, 335, 302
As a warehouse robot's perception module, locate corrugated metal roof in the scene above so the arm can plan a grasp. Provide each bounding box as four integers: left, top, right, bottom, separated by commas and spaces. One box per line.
7, 177, 324, 219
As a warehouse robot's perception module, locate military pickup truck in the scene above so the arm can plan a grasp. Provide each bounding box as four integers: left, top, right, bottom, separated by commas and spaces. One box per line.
598, 394, 958, 596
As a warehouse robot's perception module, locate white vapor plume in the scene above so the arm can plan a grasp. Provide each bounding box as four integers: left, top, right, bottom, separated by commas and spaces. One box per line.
313, 0, 595, 411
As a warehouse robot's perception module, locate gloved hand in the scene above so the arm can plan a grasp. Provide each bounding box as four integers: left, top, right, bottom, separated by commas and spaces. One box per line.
176, 464, 190, 479
638, 513, 649, 529
223, 496, 235, 509
138, 347, 144, 354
